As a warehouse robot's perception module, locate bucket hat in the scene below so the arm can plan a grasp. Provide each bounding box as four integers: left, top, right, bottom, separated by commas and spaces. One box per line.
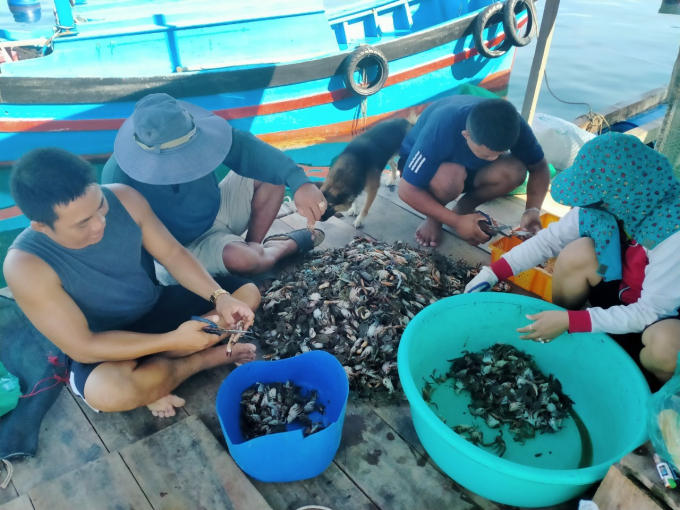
114, 93, 232, 185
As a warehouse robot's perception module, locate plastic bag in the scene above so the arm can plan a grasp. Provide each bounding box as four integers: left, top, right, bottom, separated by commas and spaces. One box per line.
648, 352, 680, 469
0, 362, 21, 418
531, 113, 596, 170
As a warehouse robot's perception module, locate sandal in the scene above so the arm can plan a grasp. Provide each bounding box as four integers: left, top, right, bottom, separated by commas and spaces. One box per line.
263, 228, 325, 255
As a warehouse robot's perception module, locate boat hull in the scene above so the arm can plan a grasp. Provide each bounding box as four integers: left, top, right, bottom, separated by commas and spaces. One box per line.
0, 9, 518, 165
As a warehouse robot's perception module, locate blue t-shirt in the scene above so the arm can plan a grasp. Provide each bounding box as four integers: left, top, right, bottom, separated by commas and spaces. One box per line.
400, 95, 545, 189
102, 156, 220, 247
101, 129, 310, 247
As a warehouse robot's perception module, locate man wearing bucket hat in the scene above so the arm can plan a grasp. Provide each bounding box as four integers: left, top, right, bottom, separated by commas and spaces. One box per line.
465, 133, 680, 383
102, 93, 327, 284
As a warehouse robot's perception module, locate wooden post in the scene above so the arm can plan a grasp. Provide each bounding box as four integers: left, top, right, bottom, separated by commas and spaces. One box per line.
521, 0, 561, 125
656, 5, 680, 178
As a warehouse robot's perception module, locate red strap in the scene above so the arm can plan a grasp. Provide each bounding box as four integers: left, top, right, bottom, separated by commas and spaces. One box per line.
568, 310, 592, 333
18, 354, 69, 399
490, 258, 514, 280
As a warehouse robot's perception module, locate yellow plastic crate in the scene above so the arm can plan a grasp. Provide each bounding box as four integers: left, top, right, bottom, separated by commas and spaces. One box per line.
489, 213, 560, 302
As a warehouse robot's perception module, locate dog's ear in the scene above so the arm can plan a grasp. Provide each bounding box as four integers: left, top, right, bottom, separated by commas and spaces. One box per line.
312, 181, 323, 189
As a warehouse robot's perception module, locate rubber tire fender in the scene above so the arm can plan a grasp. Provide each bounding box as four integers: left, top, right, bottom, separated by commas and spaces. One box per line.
503, 0, 538, 47
342, 45, 389, 97
473, 2, 513, 59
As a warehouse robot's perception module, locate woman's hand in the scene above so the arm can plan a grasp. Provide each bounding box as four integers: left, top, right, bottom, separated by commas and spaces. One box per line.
516, 311, 569, 343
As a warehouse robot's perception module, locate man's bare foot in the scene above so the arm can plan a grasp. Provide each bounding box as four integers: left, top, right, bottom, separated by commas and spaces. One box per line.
415, 217, 443, 247
227, 342, 258, 366
147, 394, 185, 418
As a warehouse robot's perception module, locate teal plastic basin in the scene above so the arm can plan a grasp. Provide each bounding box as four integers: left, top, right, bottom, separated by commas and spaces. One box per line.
397, 293, 650, 508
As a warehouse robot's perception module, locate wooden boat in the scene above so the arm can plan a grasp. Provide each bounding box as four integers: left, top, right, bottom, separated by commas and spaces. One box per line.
0, 0, 526, 166
0, 0, 535, 274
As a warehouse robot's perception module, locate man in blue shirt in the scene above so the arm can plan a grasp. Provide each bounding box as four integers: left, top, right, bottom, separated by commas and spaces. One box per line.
398, 96, 550, 247
102, 93, 327, 283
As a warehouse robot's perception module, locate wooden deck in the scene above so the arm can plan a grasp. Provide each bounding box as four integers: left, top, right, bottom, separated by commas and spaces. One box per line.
0, 177, 577, 510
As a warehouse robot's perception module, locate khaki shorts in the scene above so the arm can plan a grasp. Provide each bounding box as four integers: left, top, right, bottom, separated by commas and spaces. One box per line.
156, 172, 254, 285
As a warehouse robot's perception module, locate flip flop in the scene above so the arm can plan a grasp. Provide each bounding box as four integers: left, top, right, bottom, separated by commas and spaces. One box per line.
263, 228, 325, 255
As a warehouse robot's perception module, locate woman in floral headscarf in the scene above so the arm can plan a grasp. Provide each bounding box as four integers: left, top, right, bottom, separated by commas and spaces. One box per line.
466, 133, 680, 382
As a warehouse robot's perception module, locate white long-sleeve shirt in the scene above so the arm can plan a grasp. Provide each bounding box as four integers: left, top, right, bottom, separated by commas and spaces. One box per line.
496, 207, 680, 334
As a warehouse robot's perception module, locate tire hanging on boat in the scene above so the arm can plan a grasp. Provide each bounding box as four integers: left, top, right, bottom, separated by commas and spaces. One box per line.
472, 2, 514, 59
503, 0, 537, 47
342, 45, 389, 97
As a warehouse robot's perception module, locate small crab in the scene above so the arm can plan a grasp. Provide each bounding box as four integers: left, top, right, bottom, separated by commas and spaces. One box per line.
422, 381, 434, 403
485, 414, 501, 429
286, 403, 302, 424
468, 405, 486, 417
452, 423, 475, 434
485, 431, 507, 457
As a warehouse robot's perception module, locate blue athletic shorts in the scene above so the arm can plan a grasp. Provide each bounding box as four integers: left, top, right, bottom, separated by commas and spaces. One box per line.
68, 275, 252, 408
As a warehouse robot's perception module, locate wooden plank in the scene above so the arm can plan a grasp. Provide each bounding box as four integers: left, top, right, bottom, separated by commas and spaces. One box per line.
120, 416, 272, 510
176, 368, 232, 441
619, 442, 680, 510
573, 88, 668, 131
593, 465, 664, 510
334, 402, 477, 510
627, 118, 664, 145
71, 390, 188, 453
253, 218, 294, 240
521, 0, 561, 125
370, 403, 503, 510
250, 463, 378, 510
28, 453, 152, 510
0, 481, 19, 506
338, 194, 490, 266
0, 495, 33, 510
10, 390, 106, 495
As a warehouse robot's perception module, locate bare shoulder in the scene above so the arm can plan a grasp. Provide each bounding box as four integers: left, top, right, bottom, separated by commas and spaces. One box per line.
105, 183, 145, 207
3, 248, 60, 294
104, 183, 153, 224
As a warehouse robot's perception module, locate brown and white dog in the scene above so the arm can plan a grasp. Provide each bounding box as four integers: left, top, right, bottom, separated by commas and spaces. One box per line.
317, 117, 414, 228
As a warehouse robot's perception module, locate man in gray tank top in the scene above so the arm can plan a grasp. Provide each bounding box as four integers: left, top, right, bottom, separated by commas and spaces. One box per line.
4, 148, 260, 417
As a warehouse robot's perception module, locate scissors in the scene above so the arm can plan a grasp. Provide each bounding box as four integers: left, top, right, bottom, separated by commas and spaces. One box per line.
477, 211, 515, 238
190, 316, 256, 357
477, 211, 533, 239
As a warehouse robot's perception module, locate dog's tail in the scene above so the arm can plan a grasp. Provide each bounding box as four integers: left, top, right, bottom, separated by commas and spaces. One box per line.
405, 109, 420, 127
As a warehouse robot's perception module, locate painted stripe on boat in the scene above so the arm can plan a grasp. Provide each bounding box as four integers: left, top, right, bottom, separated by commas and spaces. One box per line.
0, 29, 513, 134
0, 69, 510, 167
0, 206, 21, 221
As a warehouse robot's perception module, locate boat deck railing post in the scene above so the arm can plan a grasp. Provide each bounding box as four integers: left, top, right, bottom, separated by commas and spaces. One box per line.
521, 0, 560, 126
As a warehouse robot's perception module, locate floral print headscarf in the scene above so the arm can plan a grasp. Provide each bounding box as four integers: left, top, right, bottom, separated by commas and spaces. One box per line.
551, 133, 680, 281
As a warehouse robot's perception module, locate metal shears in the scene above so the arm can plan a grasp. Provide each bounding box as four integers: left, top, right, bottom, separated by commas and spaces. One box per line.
190, 316, 256, 357
477, 211, 533, 240
477, 211, 515, 239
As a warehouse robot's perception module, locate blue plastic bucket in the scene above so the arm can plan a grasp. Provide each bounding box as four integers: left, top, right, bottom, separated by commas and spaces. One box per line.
216, 350, 349, 482
398, 293, 650, 507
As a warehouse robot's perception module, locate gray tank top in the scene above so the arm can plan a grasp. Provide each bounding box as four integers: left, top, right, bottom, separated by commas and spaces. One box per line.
10, 186, 161, 332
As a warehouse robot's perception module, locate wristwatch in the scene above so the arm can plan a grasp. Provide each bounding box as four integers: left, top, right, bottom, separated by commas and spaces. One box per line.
210, 289, 230, 307
523, 207, 541, 215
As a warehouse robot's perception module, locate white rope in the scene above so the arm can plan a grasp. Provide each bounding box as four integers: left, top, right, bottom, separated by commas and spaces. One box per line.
1, 459, 13, 490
